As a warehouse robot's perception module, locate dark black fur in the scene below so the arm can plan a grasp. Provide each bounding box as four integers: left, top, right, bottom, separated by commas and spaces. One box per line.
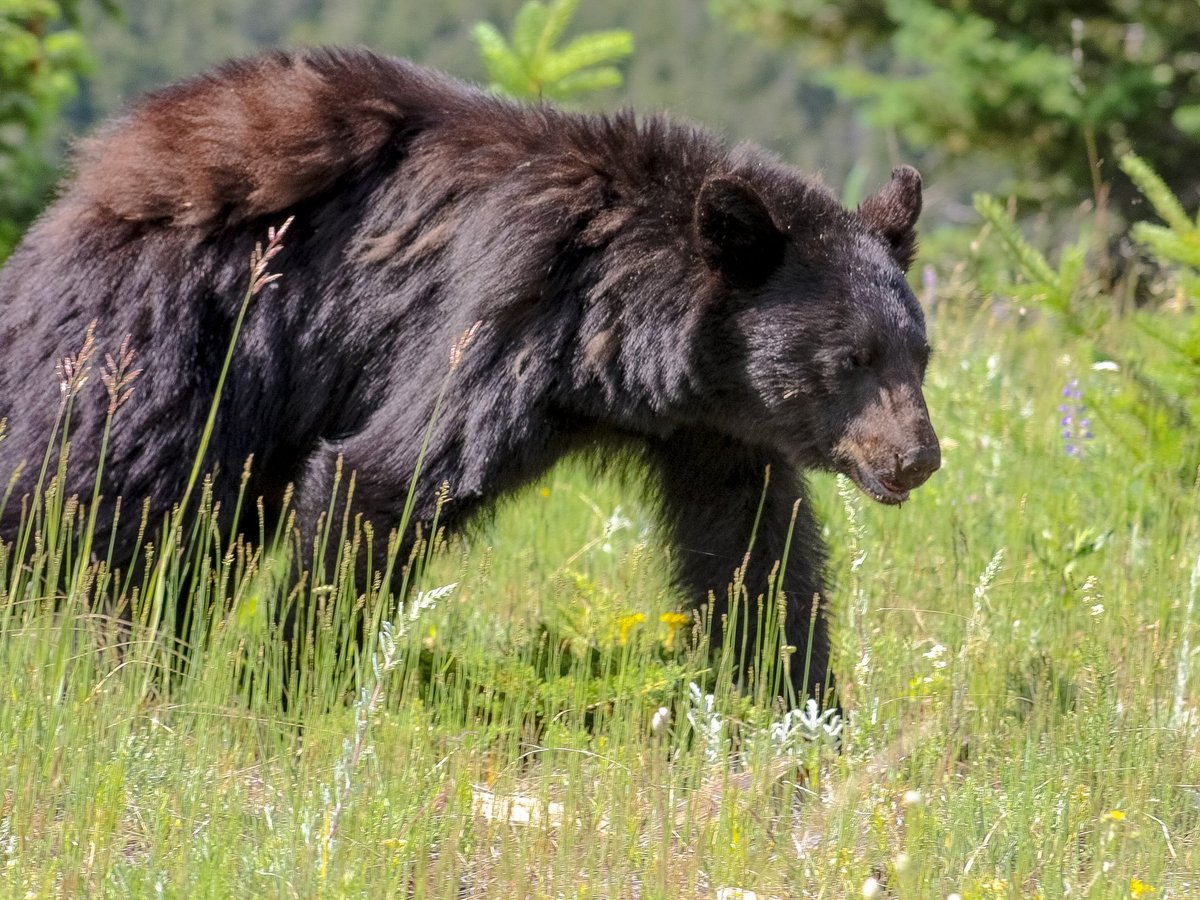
0, 48, 940, 703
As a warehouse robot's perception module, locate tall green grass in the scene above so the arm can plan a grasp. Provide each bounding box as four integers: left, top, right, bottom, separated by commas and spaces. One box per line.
1, 274, 1198, 897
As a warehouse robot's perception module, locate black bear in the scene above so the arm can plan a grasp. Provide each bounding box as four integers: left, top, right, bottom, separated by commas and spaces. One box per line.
0, 48, 940, 704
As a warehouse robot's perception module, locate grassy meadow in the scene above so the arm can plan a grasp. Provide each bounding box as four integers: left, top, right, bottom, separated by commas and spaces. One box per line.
1, 286, 1199, 898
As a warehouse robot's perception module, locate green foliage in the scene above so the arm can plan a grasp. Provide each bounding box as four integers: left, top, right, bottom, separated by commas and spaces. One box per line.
472, 0, 633, 100
825, 0, 1080, 152
714, 0, 1200, 216
1122, 153, 1200, 278
973, 193, 1086, 322
0, 0, 98, 259
1119, 153, 1200, 453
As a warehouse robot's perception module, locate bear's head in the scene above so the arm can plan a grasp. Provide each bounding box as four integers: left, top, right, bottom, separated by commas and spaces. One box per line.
694, 164, 940, 504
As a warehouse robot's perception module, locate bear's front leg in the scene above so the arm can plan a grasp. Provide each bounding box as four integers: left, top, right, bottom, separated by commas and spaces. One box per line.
648, 428, 833, 707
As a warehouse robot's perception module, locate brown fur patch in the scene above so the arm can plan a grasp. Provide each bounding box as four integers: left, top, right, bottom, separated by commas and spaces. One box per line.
584, 327, 619, 371
71, 48, 460, 228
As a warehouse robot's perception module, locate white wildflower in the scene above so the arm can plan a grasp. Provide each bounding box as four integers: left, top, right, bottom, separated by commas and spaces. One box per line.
770, 698, 843, 753
686, 682, 724, 763
923, 643, 948, 668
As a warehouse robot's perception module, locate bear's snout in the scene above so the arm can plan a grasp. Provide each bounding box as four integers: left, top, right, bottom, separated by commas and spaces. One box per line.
889, 442, 941, 492
834, 394, 941, 505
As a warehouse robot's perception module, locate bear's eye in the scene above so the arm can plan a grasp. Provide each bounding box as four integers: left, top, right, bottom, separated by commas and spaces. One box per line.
848, 349, 875, 370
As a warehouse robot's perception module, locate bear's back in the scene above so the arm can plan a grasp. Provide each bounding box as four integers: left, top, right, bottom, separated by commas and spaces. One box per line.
69, 48, 480, 230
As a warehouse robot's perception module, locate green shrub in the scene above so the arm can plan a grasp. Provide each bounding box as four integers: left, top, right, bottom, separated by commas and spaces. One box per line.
472, 0, 633, 101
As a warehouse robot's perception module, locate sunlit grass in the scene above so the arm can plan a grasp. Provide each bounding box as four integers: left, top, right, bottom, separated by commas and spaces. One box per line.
1, 294, 1198, 897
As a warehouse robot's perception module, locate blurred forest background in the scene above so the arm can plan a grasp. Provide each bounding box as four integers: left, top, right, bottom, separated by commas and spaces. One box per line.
5, 0, 1200, 263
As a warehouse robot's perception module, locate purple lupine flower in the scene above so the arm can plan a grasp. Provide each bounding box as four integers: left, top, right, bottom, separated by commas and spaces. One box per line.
1058, 377, 1094, 457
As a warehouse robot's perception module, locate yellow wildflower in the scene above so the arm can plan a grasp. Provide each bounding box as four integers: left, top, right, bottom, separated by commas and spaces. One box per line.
617, 612, 646, 646
1130, 878, 1156, 897
659, 611, 690, 649
1106, 810, 1127, 821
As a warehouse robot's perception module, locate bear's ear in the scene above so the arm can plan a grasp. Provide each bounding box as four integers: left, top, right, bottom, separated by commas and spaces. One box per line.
859, 165, 922, 271
694, 175, 787, 288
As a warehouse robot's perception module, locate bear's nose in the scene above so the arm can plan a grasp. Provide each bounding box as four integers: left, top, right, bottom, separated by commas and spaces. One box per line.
892, 444, 941, 491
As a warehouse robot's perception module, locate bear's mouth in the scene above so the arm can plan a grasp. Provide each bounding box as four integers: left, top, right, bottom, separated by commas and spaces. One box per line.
845, 461, 910, 506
